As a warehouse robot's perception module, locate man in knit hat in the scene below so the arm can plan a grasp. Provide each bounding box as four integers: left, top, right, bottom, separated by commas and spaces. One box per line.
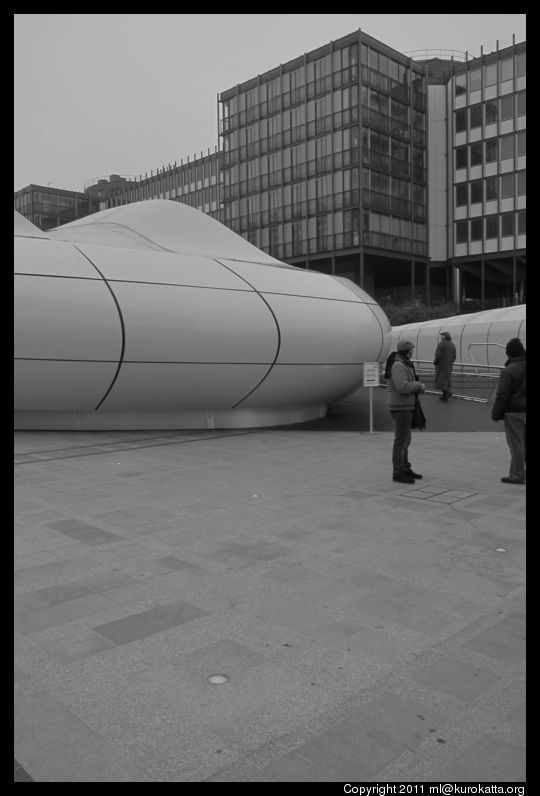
384, 340, 426, 484
492, 337, 526, 484
433, 331, 457, 401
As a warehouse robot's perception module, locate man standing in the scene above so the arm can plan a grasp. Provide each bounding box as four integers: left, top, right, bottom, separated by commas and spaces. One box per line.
434, 331, 457, 401
492, 337, 526, 484
385, 340, 426, 484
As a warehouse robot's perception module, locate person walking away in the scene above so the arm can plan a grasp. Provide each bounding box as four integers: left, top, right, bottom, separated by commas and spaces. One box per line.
434, 331, 457, 401
385, 340, 426, 484
492, 337, 526, 484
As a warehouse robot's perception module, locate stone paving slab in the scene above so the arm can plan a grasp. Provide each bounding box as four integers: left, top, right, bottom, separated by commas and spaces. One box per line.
14, 427, 525, 782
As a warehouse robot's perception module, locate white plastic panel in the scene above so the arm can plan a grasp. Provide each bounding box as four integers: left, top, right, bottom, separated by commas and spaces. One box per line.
15, 360, 118, 410
363, 304, 393, 361
239, 364, 364, 407
265, 294, 383, 364
220, 259, 368, 302
15, 237, 98, 278
99, 363, 271, 411
50, 200, 284, 265
391, 306, 526, 370
15, 275, 122, 361
111, 282, 278, 363
487, 319, 527, 367
80, 245, 250, 291
12, 200, 406, 429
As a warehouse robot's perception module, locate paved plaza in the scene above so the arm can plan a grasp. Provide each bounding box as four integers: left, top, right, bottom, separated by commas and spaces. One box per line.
14, 393, 526, 782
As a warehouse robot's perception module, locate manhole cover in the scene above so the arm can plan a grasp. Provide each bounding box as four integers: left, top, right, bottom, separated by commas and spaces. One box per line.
208, 674, 229, 684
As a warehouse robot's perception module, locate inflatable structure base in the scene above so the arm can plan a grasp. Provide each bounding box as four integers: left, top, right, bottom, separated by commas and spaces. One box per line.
14, 404, 328, 431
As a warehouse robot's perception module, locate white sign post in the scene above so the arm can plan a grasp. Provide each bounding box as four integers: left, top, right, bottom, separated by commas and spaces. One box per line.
363, 362, 380, 433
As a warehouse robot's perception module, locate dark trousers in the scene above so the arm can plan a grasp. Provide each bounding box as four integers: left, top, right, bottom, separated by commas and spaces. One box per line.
390, 410, 413, 475
504, 412, 526, 480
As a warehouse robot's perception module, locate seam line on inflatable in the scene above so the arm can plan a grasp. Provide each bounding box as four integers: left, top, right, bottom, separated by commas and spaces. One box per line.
15, 272, 378, 305
72, 245, 126, 411
65, 221, 175, 253
366, 304, 388, 361
212, 258, 282, 408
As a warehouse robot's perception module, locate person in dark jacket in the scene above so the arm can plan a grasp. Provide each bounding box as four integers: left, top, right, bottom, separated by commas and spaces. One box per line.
434, 331, 457, 401
385, 339, 426, 484
492, 337, 526, 484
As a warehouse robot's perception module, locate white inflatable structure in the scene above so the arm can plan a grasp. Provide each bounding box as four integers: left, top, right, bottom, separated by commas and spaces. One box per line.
391, 305, 526, 370
15, 200, 391, 430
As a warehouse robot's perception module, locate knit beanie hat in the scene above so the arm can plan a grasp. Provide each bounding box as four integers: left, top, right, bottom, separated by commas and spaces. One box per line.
505, 338, 525, 357
397, 340, 415, 352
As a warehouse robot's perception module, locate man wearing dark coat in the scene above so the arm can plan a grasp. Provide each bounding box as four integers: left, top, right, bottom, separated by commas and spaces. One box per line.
492, 337, 526, 484
434, 331, 457, 401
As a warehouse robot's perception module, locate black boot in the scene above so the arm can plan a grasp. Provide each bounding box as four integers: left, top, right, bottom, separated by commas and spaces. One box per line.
393, 470, 414, 484
404, 466, 422, 479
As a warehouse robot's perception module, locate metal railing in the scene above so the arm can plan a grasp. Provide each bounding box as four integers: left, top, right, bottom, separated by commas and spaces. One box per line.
411, 357, 503, 403
404, 49, 467, 62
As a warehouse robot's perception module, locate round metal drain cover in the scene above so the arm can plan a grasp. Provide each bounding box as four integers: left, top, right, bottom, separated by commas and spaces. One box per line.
208, 674, 229, 684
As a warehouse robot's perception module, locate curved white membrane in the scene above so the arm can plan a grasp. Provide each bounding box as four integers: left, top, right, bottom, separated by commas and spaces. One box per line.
390, 305, 526, 369
14, 201, 391, 429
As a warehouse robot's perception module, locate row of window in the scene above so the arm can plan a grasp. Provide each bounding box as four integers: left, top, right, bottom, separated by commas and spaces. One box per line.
223, 134, 423, 180
242, 232, 427, 260
455, 211, 526, 243
455, 131, 526, 168
454, 49, 526, 95
222, 111, 425, 169
455, 91, 525, 132
281, 233, 426, 258
223, 41, 422, 112
455, 172, 525, 205
243, 214, 426, 249
224, 85, 424, 147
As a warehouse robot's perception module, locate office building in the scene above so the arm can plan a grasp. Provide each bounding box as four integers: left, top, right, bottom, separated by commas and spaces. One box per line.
13, 184, 99, 231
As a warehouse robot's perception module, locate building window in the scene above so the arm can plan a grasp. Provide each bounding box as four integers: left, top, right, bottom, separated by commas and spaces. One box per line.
456, 146, 467, 169
501, 212, 514, 237
483, 61, 497, 87
517, 171, 526, 195
470, 180, 483, 203
516, 50, 526, 77
485, 176, 497, 200
485, 100, 497, 125
500, 55, 514, 82
456, 183, 468, 206
456, 220, 468, 243
455, 72, 467, 96
500, 173, 514, 198
517, 90, 526, 116
470, 142, 483, 166
500, 95, 514, 121
455, 108, 467, 133
518, 210, 526, 235
485, 215, 498, 239
470, 218, 483, 241
469, 66, 481, 92
517, 130, 526, 156
500, 134, 514, 160
469, 104, 482, 129
485, 139, 498, 163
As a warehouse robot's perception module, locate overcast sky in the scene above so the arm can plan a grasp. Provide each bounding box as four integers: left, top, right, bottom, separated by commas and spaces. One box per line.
14, 13, 526, 193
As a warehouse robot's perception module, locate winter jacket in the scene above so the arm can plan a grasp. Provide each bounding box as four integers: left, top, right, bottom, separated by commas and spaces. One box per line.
491, 355, 526, 421
434, 339, 457, 391
386, 353, 424, 410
